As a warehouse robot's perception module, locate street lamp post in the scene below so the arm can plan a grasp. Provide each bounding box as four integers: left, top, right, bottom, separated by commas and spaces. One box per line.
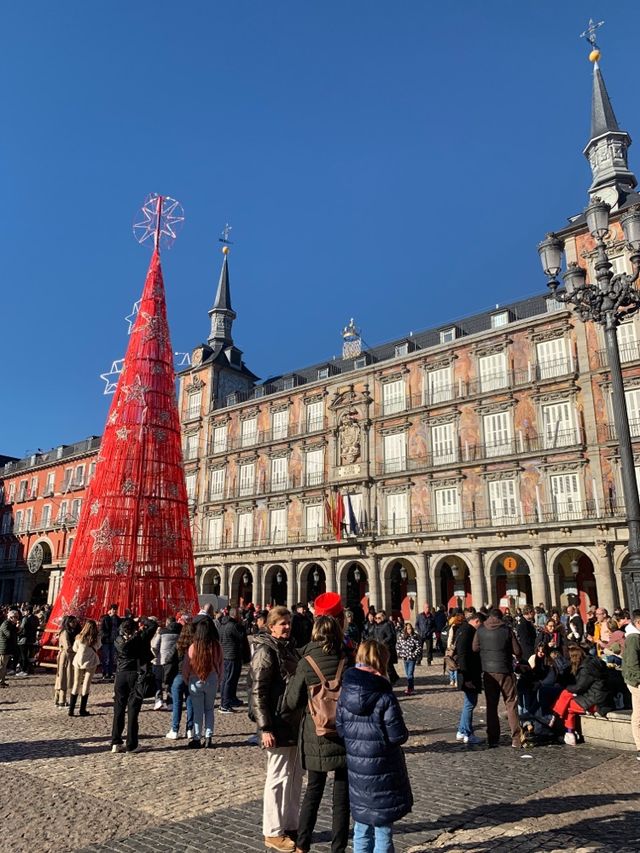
538, 199, 640, 609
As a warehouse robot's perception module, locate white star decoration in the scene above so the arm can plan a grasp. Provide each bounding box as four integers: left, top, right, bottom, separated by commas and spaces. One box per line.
137, 311, 169, 347
116, 427, 130, 441
90, 518, 117, 554
114, 558, 130, 575
125, 299, 141, 334
122, 478, 137, 495
133, 194, 184, 250
122, 374, 149, 405
108, 411, 118, 425
100, 359, 124, 395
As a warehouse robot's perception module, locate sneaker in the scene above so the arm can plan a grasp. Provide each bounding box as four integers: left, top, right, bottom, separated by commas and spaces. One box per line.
636, 752, 640, 761
456, 731, 465, 741
230, 698, 244, 707
187, 739, 201, 749
464, 734, 483, 745
219, 707, 234, 714
15, 671, 28, 678
246, 734, 259, 745
564, 731, 577, 746
126, 745, 140, 753
186, 729, 193, 740
111, 744, 125, 753
153, 699, 163, 710
264, 837, 296, 853
165, 730, 179, 740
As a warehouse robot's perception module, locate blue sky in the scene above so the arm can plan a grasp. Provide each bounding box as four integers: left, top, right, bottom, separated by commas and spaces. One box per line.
2, 1, 638, 457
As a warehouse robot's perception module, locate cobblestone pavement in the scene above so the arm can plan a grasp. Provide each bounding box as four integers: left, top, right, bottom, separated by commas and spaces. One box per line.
1, 664, 638, 853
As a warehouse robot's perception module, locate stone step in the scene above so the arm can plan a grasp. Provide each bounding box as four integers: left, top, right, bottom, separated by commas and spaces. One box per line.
580, 710, 636, 752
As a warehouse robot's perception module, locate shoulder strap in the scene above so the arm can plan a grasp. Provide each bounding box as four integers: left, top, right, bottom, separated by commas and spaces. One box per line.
304, 654, 327, 684
335, 655, 347, 681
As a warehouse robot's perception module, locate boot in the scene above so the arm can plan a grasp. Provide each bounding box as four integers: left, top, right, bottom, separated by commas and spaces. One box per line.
79, 694, 90, 716
68, 694, 78, 716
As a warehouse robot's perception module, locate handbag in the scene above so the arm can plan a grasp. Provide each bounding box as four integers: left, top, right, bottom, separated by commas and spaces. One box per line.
134, 665, 156, 700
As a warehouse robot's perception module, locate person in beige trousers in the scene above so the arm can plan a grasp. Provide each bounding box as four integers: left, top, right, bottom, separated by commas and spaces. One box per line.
54, 615, 79, 708
69, 619, 101, 717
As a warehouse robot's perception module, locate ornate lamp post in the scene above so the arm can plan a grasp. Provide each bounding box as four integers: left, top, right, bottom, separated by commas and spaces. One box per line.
538, 199, 640, 609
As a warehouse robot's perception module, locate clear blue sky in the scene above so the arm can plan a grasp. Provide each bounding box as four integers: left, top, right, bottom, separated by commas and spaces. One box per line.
2, 1, 638, 457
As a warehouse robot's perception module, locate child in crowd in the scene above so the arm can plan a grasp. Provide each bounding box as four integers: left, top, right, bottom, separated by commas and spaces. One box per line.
336, 639, 413, 853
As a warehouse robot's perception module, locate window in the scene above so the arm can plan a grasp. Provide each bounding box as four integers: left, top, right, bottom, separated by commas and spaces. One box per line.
546, 296, 563, 313
491, 311, 510, 329
395, 342, 409, 357
542, 401, 577, 448
317, 367, 330, 380
237, 511, 253, 547
385, 492, 408, 534
185, 473, 197, 500
8, 483, 15, 503
62, 468, 73, 491
483, 411, 512, 457
435, 487, 461, 530
354, 356, 368, 369
383, 432, 406, 473
271, 457, 288, 491
58, 500, 68, 523
1, 514, 11, 534
71, 499, 82, 522
184, 434, 198, 460
24, 508, 33, 531
44, 473, 55, 495
29, 477, 38, 499
550, 473, 581, 521
88, 463, 96, 484
269, 508, 287, 544
41, 505, 51, 529
210, 468, 225, 499
272, 409, 288, 440
305, 504, 324, 542
440, 328, 456, 344
627, 389, 640, 437
283, 376, 295, 390
617, 322, 638, 363
537, 338, 569, 379
306, 401, 324, 432
431, 422, 457, 464
66, 537, 75, 557
489, 480, 519, 525
208, 516, 223, 549
382, 379, 405, 415
611, 254, 630, 276
239, 462, 255, 497
18, 480, 28, 501
187, 390, 202, 420
241, 417, 258, 447
345, 493, 364, 532
212, 424, 227, 454
14, 510, 23, 532
479, 351, 508, 392
74, 465, 85, 487
305, 448, 324, 486
425, 366, 452, 405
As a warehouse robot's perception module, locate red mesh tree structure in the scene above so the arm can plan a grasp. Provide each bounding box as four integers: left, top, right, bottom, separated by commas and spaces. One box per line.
42, 196, 199, 654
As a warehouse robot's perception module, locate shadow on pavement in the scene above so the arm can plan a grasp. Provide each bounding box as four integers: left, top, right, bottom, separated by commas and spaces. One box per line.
0, 736, 109, 762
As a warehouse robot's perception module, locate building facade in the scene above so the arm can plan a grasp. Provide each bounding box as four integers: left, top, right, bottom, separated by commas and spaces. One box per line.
0, 438, 99, 604
178, 58, 640, 621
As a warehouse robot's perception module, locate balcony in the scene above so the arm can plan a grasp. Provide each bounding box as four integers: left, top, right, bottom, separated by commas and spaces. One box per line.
596, 339, 640, 368
597, 419, 640, 442
205, 473, 327, 502
207, 419, 328, 455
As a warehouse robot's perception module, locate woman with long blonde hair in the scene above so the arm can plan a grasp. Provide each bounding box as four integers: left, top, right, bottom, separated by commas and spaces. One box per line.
69, 619, 101, 717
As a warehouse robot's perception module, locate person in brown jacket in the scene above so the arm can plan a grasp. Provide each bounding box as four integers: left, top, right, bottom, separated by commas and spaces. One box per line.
472, 608, 522, 748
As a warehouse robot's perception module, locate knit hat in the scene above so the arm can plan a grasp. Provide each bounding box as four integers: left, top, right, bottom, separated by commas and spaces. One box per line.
314, 592, 344, 618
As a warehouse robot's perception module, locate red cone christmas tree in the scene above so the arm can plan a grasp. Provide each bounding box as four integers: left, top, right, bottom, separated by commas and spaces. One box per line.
43, 198, 199, 647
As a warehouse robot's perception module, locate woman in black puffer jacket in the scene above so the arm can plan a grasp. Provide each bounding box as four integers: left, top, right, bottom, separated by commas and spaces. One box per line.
551, 644, 613, 746
284, 615, 350, 853
336, 639, 413, 851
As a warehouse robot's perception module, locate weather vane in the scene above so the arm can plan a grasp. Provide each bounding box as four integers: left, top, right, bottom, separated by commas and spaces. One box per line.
133, 193, 184, 251
219, 223, 233, 245
580, 18, 604, 50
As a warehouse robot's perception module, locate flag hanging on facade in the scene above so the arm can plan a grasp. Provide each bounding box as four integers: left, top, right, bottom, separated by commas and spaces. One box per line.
334, 490, 345, 541
346, 493, 359, 536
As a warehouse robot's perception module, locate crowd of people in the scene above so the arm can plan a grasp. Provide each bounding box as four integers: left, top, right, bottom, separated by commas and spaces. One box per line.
1, 595, 640, 852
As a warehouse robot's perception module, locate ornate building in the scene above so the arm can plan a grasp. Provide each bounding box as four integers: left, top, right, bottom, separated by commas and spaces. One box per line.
179, 58, 640, 621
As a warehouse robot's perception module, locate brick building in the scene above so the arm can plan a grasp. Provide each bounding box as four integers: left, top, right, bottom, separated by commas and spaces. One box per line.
0, 437, 100, 603
178, 58, 640, 620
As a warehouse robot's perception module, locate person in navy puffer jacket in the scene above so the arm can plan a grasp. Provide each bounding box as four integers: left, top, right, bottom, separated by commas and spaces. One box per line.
336, 639, 413, 853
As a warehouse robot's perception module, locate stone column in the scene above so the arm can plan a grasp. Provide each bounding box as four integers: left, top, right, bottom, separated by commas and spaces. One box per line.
286, 561, 297, 609
367, 556, 382, 611
468, 550, 486, 609
594, 541, 618, 612
545, 557, 558, 609
251, 563, 261, 610
416, 552, 431, 610
529, 546, 548, 609
325, 557, 337, 594
219, 563, 230, 601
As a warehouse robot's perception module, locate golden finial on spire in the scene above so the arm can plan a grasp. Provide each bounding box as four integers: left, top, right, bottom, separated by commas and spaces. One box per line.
580, 18, 604, 63
219, 223, 233, 255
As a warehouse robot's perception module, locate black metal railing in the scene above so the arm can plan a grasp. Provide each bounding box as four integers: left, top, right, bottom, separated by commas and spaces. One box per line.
207, 418, 328, 455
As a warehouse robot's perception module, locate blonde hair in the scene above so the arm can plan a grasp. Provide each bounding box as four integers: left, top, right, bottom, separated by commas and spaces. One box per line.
356, 639, 389, 674
267, 606, 291, 630
78, 619, 99, 647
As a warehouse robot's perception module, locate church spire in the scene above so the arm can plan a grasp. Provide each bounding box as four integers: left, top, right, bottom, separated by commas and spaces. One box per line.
581, 31, 636, 206
208, 245, 237, 346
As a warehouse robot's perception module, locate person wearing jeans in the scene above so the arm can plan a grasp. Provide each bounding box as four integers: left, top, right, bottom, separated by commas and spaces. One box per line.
182, 618, 223, 748
454, 612, 484, 744
396, 624, 422, 696
353, 822, 394, 853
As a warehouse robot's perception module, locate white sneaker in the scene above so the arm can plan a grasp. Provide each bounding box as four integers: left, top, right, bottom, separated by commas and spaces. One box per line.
564, 731, 577, 746
111, 744, 125, 753
165, 730, 179, 740
186, 729, 193, 740
15, 671, 28, 678
153, 699, 164, 711
464, 734, 483, 745
456, 732, 465, 741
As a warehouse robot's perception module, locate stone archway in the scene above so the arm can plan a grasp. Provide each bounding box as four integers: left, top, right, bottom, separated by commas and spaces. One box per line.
201, 568, 221, 596
264, 564, 288, 606
552, 549, 598, 621
339, 561, 369, 617
382, 557, 418, 622
231, 566, 254, 607
432, 555, 471, 611
299, 562, 326, 604
490, 552, 533, 612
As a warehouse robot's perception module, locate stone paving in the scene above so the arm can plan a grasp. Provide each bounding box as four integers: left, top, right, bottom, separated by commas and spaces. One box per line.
1, 664, 638, 853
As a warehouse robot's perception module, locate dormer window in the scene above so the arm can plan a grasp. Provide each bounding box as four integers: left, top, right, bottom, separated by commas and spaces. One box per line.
283, 377, 295, 390
395, 342, 409, 358
439, 327, 457, 344
354, 356, 368, 369
317, 367, 329, 380
491, 311, 510, 329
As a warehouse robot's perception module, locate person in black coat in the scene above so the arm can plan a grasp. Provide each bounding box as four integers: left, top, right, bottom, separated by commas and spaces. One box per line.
218, 608, 247, 712
515, 607, 537, 662
551, 644, 613, 745
110, 618, 158, 754
336, 639, 412, 851
372, 610, 399, 685
454, 612, 485, 744
415, 604, 436, 665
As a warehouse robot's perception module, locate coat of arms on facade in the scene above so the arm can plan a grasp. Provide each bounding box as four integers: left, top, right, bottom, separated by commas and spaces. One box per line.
339, 410, 361, 464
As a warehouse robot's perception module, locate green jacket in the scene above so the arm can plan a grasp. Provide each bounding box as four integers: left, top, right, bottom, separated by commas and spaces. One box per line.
622, 630, 640, 688
284, 641, 349, 772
